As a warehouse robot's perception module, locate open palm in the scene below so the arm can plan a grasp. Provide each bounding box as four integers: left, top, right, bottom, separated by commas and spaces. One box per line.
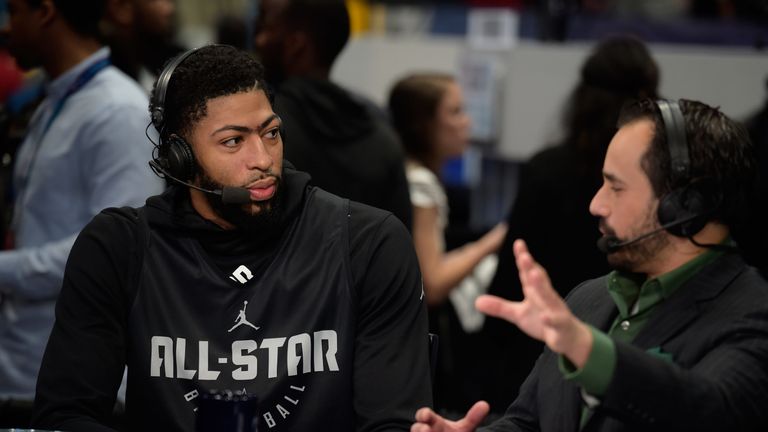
476, 239, 593, 366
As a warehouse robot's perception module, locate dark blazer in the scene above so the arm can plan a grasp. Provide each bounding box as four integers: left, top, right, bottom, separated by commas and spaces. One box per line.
482, 252, 768, 432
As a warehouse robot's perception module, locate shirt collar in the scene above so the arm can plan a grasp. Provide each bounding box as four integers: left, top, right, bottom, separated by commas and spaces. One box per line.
45, 46, 111, 100
608, 242, 726, 318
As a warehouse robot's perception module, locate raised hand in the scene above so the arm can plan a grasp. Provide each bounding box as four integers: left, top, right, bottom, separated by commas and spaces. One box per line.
411, 401, 490, 432
475, 239, 593, 368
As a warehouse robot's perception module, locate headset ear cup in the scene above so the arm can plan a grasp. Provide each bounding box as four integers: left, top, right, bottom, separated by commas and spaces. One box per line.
657, 189, 682, 232
678, 186, 709, 236
151, 106, 164, 131
657, 186, 709, 237
165, 135, 196, 181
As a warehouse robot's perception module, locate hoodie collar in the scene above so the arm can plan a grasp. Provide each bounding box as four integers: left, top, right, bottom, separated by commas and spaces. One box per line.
146, 164, 311, 255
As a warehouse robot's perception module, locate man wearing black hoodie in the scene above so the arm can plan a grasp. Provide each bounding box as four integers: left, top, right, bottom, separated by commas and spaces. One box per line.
32, 45, 432, 431
253, 0, 412, 229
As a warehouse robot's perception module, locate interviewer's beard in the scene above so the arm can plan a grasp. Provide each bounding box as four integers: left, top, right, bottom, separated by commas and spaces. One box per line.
602, 214, 670, 273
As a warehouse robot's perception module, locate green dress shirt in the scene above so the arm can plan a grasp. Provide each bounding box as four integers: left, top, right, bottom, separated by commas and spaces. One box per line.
559, 246, 724, 426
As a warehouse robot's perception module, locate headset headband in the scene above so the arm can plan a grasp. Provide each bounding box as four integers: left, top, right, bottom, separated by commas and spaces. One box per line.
656, 99, 689, 185
150, 46, 207, 131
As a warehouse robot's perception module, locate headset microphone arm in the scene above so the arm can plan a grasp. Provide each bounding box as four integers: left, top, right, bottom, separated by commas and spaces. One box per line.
597, 212, 706, 254
148, 160, 251, 205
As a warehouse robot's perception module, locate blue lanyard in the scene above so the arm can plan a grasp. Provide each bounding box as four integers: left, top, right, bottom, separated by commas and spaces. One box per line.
39, 57, 111, 139
15, 57, 111, 199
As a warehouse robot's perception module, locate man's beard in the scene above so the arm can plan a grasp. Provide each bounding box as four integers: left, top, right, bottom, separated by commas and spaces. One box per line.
199, 169, 284, 234
602, 210, 670, 273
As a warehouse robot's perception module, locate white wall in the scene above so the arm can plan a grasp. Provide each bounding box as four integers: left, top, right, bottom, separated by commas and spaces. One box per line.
332, 35, 768, 160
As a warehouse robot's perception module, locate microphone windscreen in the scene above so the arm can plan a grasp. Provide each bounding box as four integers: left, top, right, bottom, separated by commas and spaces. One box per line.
221, 187, 251, 205
597, 236, 620, 254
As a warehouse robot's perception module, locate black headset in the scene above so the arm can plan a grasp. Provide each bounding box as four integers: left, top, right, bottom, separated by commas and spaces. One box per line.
655, 99, 719, 237
150, 46, 210, 182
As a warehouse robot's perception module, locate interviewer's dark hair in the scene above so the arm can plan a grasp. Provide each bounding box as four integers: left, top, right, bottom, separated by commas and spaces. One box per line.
618, 98, 756, 230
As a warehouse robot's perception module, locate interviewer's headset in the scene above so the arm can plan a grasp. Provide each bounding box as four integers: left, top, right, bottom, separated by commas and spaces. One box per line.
148, 46, 208, 182
654, 99, 721, 237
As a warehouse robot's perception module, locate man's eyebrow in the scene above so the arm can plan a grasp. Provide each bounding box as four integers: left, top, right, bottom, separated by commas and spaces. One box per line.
210, 114, 280, 136
259, 114, 280, 130
603, 172, 624, 185
211, 125, 250, 136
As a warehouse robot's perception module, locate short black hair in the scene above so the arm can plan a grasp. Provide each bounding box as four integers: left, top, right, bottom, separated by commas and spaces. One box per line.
149, 44, 272, 141
617, 98, 756, 229
283, 0, 350, 68
27, 0, 105, 38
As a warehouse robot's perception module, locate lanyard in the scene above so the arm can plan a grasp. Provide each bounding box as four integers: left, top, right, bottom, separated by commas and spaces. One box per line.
12, 57, 111, 214
38, 57, 111, 146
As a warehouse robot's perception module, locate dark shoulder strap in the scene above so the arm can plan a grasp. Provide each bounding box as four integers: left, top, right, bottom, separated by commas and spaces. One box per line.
125, 206, 151, 310
135, 206, 151, 249
302, 187, 354, 290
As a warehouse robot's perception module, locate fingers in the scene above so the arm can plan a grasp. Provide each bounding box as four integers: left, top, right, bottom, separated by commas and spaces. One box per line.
476, 295, 523, 323
462, 400, 490, 427
513, 239, 535, 287
513, 239, 560, 311
412, 402, 489, 432
411, 423, 432, 432
512, 239, 544, 276
414, 407, 438, 424
520, 265, 560, 312
512, 238, 529, 259
412, 407, 443, 432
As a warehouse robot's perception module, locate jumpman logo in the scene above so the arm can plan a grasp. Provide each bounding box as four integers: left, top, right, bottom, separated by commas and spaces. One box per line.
228, 300, 260, 333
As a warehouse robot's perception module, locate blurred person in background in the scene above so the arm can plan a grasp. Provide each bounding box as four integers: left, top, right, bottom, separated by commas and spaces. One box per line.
253, 0, 412, 229
215, 13, 248, 50
389, 72, 508, 416
740, 75, 768, 276
0, 0, 163, 426
101, 0, 184, 90
0, 1, 27, 246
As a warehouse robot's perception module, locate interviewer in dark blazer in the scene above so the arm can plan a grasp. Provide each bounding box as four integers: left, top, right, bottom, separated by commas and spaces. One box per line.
411, 98, 768, 432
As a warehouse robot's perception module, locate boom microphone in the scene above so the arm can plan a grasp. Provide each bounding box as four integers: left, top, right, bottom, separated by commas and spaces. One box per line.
148, 160, 251, 205
596, 212, 704, 254
597, 227, 666, 254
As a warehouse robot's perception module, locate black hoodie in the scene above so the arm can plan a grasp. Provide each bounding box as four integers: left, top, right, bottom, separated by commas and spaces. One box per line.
33, 168, 432, 431
275, 77, 412, 230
